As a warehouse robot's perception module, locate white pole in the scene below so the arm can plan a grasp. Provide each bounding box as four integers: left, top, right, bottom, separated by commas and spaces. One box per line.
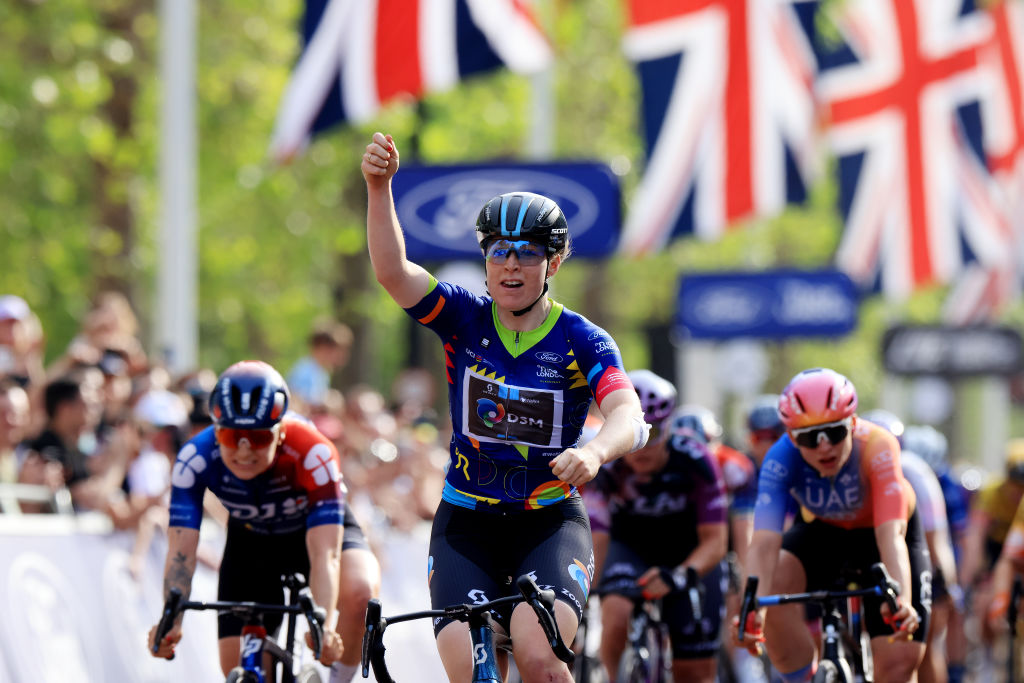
157, 0, 198, 373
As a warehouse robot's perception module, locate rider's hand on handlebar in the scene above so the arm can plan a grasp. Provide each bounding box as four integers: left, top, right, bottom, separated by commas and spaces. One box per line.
730, 610, 765, 656
307, 629, 344, 666
880, 598, 919, 639
148, 623, 182, 659
637, 567, 672, 600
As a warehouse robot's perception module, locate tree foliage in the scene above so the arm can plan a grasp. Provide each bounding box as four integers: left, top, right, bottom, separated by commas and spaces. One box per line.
1, 0, 1021, 437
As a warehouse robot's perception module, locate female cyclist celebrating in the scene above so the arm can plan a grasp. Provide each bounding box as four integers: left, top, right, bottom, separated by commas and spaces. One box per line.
361, 132, 647, 683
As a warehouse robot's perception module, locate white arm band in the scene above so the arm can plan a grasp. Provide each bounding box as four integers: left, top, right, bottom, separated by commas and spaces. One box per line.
631, 415, 651, 451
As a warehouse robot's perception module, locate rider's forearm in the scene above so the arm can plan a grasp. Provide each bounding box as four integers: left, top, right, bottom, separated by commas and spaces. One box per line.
366, 184, 409, 288
585, 390, 645, 465
875, 520, 912, 603
307, 524, 343, 628
683, 522, 729, 576
746, 530, 782, 597
163, 526, 200, 619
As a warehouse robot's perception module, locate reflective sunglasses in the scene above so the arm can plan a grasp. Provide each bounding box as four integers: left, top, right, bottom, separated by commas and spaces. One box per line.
790, 418, 852, 449
215, 426, 278, 449
484, 239, 547, 266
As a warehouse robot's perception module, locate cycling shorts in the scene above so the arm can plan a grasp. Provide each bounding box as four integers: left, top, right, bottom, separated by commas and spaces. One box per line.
781, 509, 932, 643
218, 503, 368, 638
598, 541, 725, 660
428, 497, 594, 637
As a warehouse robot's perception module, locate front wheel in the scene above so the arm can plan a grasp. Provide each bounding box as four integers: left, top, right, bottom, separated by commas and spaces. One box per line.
616, 647, 650, 683
812, 660, 839, 683
225, 667, 260, 683
296, 663, 323, 683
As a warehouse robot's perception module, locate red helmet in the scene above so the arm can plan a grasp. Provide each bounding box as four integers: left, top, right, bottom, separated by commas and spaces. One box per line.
777, 368, 858, 430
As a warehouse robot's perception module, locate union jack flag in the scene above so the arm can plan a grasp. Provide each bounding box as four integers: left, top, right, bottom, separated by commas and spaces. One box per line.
270, 0, 552, 161
943, 0, 1024, 323
619, 0, 819, 255
818, 0, 1011, 299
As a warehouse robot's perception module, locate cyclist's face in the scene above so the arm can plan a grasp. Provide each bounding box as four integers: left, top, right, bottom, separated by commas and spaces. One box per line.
624, 433, 670, 475
216, 424, 284, 480
791, 418, 854, 477
484, 240, 560, 311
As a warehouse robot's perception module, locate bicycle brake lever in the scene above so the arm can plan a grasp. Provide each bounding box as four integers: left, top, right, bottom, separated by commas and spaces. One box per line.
362, 599, 394, 683
738, 576, 759, 641
152, 587, 183, 656
869, 563, 901, 613
515, 575, 575, 665
297, 588, 323, 660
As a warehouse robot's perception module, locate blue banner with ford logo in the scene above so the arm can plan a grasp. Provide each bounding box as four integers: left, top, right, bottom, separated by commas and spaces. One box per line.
677, 271, 860, 340
392, 162, 620, 261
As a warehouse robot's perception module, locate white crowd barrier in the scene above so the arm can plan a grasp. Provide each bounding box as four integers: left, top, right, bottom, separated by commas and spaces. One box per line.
0, 514, 445, 682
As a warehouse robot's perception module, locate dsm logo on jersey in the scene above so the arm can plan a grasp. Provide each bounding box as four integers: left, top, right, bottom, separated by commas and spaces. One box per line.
476, 398, 506, 428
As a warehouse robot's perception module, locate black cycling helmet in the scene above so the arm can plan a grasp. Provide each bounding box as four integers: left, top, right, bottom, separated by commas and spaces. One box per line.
209, 360, 290, 429
747, 394, 784, 435
475, 192, 569, 256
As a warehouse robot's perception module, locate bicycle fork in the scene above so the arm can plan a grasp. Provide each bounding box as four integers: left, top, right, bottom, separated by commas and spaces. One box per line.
470, 620, 503, 683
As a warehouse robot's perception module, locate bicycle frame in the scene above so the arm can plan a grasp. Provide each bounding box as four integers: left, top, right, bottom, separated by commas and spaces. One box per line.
362, 574, 574, 683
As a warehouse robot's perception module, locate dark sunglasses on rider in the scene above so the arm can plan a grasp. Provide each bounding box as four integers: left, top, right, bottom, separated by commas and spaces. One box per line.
484, 239, 547, 267
215, 426, 278, 449
790, 418, 851, 449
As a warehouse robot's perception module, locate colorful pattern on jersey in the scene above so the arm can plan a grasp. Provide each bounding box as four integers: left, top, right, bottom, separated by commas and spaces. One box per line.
405, 277, 631, 511
754, 419, 914, 532
169, 418, 345, 534
582, 433, 727, 566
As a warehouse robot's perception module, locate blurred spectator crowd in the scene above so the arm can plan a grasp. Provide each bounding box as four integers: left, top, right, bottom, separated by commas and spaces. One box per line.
0, 291, 446, 575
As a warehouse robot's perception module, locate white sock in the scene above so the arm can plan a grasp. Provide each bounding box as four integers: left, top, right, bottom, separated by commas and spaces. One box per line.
329, 661, 360, 683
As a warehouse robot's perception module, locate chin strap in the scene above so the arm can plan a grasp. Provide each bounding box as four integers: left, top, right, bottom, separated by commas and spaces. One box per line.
511, 281, 548, 317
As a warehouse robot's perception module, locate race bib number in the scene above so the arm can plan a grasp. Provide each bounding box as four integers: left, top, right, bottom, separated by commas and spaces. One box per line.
462, 371, 562, 448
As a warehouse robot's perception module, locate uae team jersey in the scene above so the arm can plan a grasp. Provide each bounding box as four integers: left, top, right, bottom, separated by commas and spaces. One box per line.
405, 277, 632, 511
168, 417, 346, 535
754, 418, 915, 532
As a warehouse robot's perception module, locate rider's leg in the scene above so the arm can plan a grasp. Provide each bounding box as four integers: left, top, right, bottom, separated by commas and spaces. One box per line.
218, 636, 240, 677
510, 599, 577, 683
870, 635, 925, 683
763, 550, 817, 681
916, 595, 949, 683
597, 593, 632, 678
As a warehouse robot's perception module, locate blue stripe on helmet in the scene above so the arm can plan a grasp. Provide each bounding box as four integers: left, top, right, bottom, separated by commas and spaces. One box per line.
513, 197, 530, 237
500, 195, 511, 236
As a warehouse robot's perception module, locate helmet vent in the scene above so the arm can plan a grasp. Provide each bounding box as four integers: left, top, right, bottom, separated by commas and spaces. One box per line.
825, 386, 834, 409
793, 394, 807, 413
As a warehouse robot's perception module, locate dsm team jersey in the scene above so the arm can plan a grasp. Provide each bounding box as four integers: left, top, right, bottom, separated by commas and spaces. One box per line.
754, 418, 915, 533
406, 277, 632, 511
169, 417, 346, 535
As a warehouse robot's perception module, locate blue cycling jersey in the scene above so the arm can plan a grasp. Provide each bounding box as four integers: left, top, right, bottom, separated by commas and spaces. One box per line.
405, 277, 632, 512
168, 418, 346, 535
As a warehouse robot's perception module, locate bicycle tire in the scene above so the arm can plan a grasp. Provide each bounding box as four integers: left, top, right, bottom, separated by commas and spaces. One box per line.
615, 647, 649, 683
225, 667, 260, 683
812, 660, 839, 683
295, 663, 322, 683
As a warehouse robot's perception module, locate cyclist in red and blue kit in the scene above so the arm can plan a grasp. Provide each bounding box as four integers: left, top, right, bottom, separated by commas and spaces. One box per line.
735, 368, 929, 683
148, 361, 347, 675
362, 132, 646, 683
584, 370, 728, 683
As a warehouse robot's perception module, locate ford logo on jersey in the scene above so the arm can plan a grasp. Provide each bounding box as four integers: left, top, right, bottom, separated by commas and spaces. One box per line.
476, 399, 506, 428
392, 162, 621, 261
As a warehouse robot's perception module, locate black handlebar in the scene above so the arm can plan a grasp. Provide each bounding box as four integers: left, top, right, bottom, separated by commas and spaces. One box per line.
738, 563, 902, 641
515, 574, 575, 664
361, 574, 574, 682
152, 575, 326, 662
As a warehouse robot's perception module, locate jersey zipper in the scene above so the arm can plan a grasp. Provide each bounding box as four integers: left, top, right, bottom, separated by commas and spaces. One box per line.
504, 332, 521, 441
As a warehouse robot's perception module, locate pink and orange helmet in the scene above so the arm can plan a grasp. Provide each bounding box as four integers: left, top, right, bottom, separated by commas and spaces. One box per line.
777, 368, 858, 430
